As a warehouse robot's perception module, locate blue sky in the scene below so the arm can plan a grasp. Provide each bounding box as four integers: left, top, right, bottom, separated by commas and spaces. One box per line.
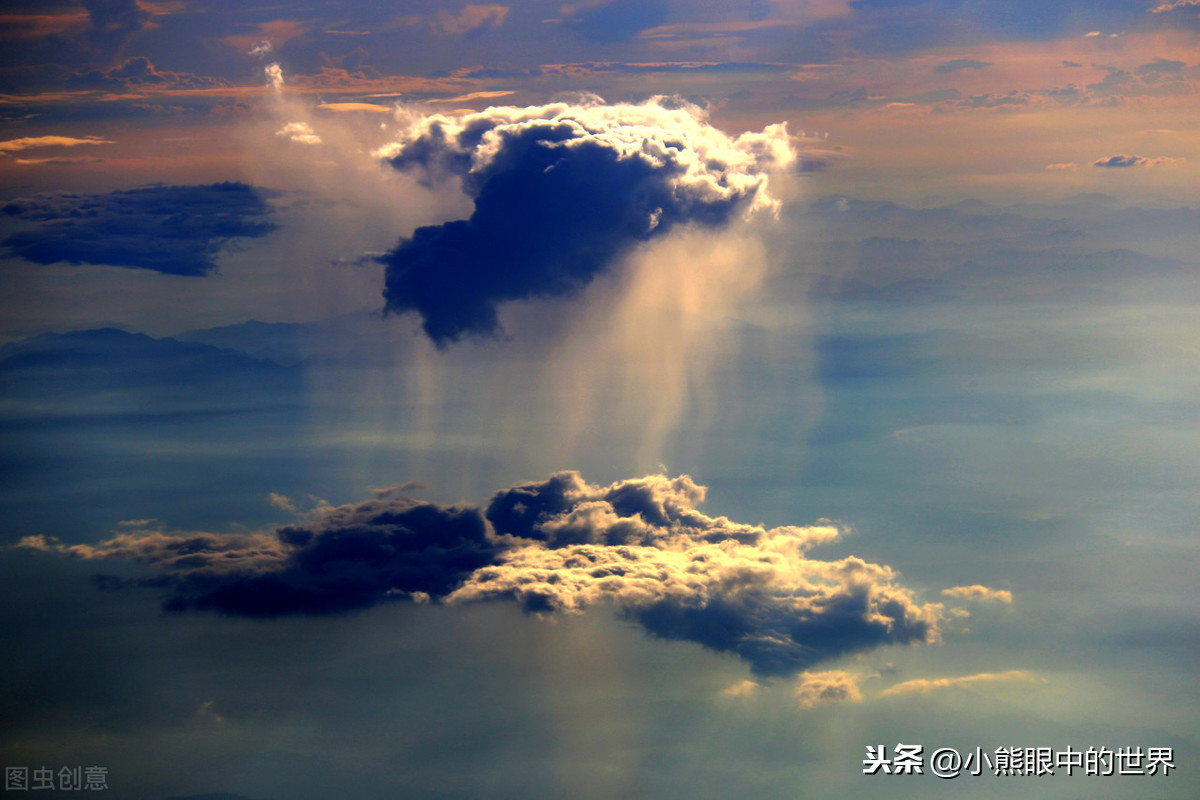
1, 2, 1197, 798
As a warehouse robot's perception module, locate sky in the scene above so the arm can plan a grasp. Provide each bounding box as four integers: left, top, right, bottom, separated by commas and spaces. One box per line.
0, 1, 1197, 798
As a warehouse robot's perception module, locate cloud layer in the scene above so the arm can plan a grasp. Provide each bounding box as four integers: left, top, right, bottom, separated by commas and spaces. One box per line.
2, 183, 277, 275
25, 471, 943, 677
376, 98, 793, 344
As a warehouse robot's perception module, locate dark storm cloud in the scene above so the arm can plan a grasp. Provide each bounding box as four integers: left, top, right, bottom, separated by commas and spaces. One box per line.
25, 471, 943, 676
377, 98, 792, 344
2, 183, 276, 275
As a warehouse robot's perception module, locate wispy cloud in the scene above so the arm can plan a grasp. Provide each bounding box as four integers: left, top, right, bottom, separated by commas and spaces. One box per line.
880, 670, 1043, 697
1149, 0, 1200, 13
941, 584, 1012, 603
0, 135, 115, 152
1092, 153, 1176, 168
433, 4, 508, 36
933, 58, 991, 74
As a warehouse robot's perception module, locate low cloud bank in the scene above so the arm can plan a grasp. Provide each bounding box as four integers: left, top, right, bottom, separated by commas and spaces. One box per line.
2, 183, 276, 275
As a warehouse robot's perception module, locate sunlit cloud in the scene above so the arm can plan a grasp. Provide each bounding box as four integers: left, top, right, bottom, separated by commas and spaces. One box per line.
316, 102, 393, 113
1150, 0, 1200, 12
720, 679, 761, 698
265, 63, 284, 91
880, 670, 1044, 697
275, 121, 321, 144
794, 670, 864, 707
374, 97, 792, 344
941, 585, 1013, 603
423, 90, 517, 104
0, 135, 115, 152
22, 471, 947, 678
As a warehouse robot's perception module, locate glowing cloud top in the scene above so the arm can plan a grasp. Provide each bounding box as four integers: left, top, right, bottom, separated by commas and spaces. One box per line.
376, 97, 794, 344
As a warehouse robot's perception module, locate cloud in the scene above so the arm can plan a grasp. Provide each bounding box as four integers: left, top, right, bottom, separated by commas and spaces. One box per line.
424, 90, 517, 104
1044, 162, 1078, 171
433, 4, 509, 36
941, 584, 1012, 603
1150, 0, 1200, 12
879, 670, 1043, 697
267, 493, 297, 513
24, 471, 944, 677
793, 670, 864, 707
720, 679, 761, 697
276, 121, 322, 145
376, 97, 793, 344
265, 63, 284, 90
563, 0, 669, 42
933, 58, 990, 73
1, 183, 277, 276
0, 135, 115, 153
80, 0, 151, 61
1135, 57, 1186, 78
1092, 153, 1174, 168
316, 102, 393, 113
65, 56, 226, 91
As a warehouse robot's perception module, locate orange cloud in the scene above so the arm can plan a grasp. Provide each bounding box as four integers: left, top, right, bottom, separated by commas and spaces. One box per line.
880, 670, 1043, 697
941, 584, 1013, 603
0, 135, 116, 152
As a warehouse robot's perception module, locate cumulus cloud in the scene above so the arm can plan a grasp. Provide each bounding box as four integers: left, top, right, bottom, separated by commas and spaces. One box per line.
1092, 153, 1174, 168
276, 121, 322, 145
375, 97, 793, 344
24, 471, 943, 677
793, 670, 864, 707
941, 584, 1012, 603
265, 63, 284, 91
1, 183, 277, 275
879, 670, 1042, 697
